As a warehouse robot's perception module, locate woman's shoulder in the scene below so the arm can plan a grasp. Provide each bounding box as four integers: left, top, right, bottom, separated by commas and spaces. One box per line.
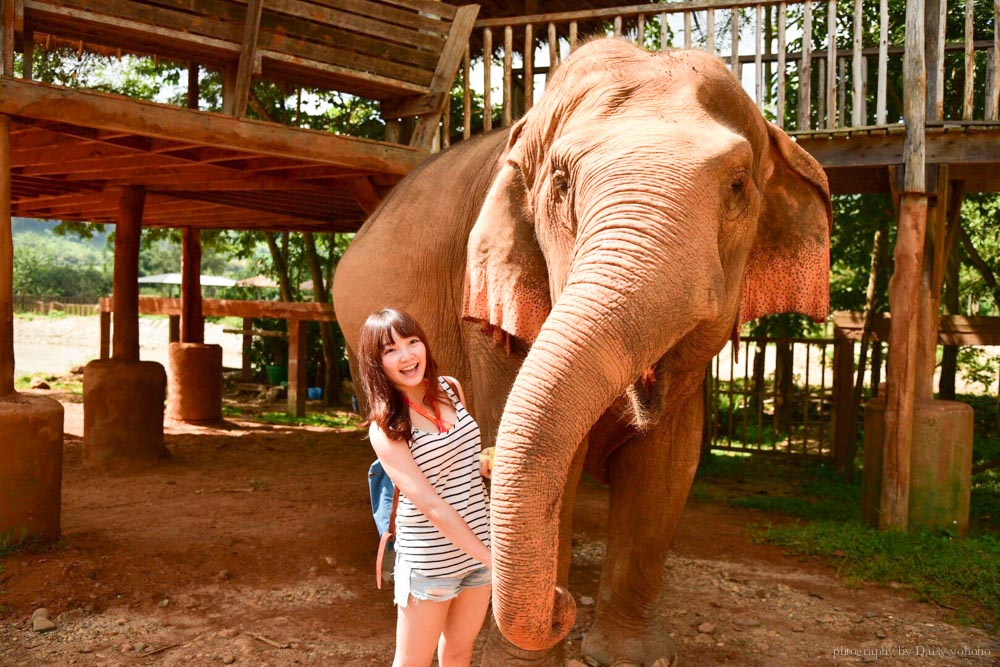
369, 422, 407, 453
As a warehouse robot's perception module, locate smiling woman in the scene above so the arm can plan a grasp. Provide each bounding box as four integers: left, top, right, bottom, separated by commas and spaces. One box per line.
355, 308, 493, 667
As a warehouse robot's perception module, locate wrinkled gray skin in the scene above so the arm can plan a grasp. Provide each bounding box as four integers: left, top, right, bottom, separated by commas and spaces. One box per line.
333, 38, 831, 666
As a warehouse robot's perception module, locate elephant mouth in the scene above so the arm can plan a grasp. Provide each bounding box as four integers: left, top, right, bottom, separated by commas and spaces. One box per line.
609, 353, 672, 431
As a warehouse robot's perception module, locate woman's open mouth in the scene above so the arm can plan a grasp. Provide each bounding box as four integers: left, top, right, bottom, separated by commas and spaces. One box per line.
399, 362, 420, 378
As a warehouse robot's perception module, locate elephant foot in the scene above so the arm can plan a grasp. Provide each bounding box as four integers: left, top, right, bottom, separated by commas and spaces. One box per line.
581, 622, 677, 667
480, 619, 565, 667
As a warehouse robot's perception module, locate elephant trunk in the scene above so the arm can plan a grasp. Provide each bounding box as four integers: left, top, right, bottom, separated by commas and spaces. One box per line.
490, 257, 717, 650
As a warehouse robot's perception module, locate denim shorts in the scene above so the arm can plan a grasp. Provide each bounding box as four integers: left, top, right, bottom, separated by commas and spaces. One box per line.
393, 554, 491, 607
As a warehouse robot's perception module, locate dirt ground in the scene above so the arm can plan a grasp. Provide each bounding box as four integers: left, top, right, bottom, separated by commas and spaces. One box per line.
1, 381, 997, 667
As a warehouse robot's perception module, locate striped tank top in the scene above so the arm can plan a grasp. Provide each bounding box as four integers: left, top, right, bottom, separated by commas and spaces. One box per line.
394, 376, 490, 578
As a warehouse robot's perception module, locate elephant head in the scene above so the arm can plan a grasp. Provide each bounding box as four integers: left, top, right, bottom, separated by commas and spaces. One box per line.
462, 39, 831, 650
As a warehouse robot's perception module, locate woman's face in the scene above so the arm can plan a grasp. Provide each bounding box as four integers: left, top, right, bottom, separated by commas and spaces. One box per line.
380, 327, 427, 392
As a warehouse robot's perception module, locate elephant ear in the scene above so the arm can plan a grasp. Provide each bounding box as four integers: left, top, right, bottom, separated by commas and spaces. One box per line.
740, 124, 832, 325
462, 136, 551, 347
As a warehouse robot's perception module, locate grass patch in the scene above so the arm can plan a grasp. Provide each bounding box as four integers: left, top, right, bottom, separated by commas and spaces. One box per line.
222, 405, 362, 429
759, 521, 1000, 624
695, 452, 1000, 626
14, 374, 83, 394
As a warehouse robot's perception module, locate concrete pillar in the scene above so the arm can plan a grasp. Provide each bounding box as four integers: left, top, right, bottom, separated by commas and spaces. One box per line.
84, 187, 168, 465
0, 114, 65, 543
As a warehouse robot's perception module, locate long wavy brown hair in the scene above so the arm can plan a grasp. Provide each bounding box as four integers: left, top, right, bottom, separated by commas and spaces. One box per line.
357, 308, 449, 443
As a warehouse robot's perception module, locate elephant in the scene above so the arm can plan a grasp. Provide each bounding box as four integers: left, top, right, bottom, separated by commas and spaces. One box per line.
333, 38, 831, 666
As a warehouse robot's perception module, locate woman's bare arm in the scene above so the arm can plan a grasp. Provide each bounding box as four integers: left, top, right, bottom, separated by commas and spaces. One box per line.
370, 423, 491, 569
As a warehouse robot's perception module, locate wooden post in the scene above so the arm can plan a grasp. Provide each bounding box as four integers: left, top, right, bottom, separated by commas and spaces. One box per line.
221, 67, 237, 116
233, 0, 263, 118
287, 318, 306, 417
915, 168, 948, 397
187, 62, 200, 110
99, 307, 111, 361
180, 227, 204, 344
22, 28, 32, 81
0, 0, 13, 77
112, 187, 145, 363
241, 317, 253, 381
168, 315, 179, 343
0, 114, 12, 397
483, 28, 492, 132
833, 329, 855, 476
880, 0, 927, 531
798, 0, 813, 130
503, 26, 512, 127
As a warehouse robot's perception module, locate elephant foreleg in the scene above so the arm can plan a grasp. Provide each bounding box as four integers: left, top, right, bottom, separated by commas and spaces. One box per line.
582, 379, 704, 667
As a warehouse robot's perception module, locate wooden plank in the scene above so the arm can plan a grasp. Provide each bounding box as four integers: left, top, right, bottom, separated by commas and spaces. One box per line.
342, 175, 381, 215
379, 92, 447, 118
287, 318, 306, 417
877, 0, 888, 125
524, 23, 534, 112
474, 0, 793, 28
777, 4, 786, 128
301, 0, 451, 35
0, 79, 426, 175
256, 36, 434, 90
377, 0, 457, 20
112, 186, 144, 362
0, 115, 10, 397
427, 4, 478, 95
798, 0, 812, 130
257, 9, 440, 71
180, 226, 204, 344
838, 56, 846, 127
233, 0, 263, 119
28, 0, 241, 43
825, 0, 836, 129
852, 0, 863, 127
118, 296, 338, 321
503, 26, 512, 127
265, 0, 445, 52
483, 27, 492, 132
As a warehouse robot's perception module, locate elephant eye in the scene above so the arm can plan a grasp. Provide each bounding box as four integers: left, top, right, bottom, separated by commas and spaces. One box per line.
551, 168, 570, 197
724, 173, 750, 220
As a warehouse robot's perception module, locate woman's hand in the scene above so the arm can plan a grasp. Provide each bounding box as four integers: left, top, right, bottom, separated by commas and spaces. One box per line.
479, 447, 495, 479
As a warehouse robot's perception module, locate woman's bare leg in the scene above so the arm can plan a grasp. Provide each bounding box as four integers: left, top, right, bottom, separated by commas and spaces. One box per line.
394, 596, 451, 667
438, 585, 492, 667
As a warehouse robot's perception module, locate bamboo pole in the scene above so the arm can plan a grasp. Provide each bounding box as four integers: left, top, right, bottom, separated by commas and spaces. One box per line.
707, 9, 716, 54
799, 1, 813, 130
777, 4, 786, 127
524, 23, 534, 112
180, 227, 204, 344
755, 4, 763, 108
483, 28, 493, 132
991, 1, 1000, 120
964, 0, 974, 120
0, 115, 11, 397
826, 0, 837, 129
881, 0, 928, 532
548, 22, 558, 77
462, 44, 471, 140
852, 0, 863, 127
112, 187, 145, 363
877, 0, 888, 124
503, 26, 512, 127
731, 7, 741, 79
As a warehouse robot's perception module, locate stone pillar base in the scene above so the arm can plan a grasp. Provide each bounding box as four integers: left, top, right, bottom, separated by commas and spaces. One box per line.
862, 397, 974, 536
0, 393, 64, 542
167, 342, 223, 422
84, 359, 167, 467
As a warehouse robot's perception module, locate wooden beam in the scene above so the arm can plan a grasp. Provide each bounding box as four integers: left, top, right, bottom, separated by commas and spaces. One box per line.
180, 226, 204, 344
233, 0, 262, 118
112, 186, 145, 362
0, 78, 426, 175
103, 295, 337, 322
287, 317, 306, 417
0, 114, 11, 397
342, 176, 381, 215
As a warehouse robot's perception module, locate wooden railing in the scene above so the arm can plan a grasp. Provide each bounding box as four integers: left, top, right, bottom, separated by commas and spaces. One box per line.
445, 0, 1000, 145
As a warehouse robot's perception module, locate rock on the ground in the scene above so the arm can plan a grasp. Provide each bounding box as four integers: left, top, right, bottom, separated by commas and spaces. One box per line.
29, 377, 50, 389
697, 622, 716, 634
33, 616, 57, 633
31, 608, 50, 622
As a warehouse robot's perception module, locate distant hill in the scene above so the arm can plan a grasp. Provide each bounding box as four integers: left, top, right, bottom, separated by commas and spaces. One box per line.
13, 218, 110, 248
